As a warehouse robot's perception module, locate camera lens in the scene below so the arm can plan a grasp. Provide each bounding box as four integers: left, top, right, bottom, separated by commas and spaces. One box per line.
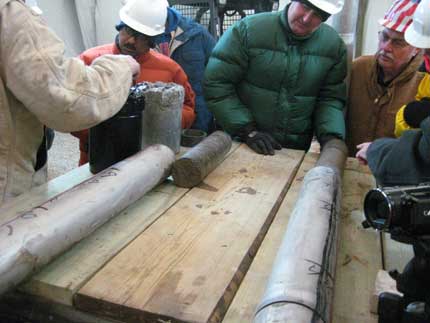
364, 188, 392, 230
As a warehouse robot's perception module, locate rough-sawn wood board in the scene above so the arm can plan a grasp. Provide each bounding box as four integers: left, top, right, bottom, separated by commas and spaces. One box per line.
75, 146, 305, 323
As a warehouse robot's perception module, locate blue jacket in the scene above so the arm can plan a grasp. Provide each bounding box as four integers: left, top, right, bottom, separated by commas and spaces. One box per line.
156, 13, 216, 132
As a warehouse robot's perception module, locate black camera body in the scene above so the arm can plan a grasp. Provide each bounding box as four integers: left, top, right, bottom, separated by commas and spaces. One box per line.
363, 184, 430, 323
364, 185, 430, 243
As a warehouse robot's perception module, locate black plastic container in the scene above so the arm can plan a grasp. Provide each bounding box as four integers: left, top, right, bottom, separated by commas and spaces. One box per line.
89, 83, 147, 174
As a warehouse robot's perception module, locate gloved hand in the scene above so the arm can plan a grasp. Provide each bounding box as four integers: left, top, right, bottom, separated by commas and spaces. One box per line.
238, 124, 281, 155
404, 97, 430, 128
245, 131, 282, 155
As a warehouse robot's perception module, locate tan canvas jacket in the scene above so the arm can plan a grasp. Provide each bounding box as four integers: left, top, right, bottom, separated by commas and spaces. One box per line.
0, 0, 133, 204
346, 54, 424, 157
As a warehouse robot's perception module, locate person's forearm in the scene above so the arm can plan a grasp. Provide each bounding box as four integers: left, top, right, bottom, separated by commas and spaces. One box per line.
1, 1, 133, 132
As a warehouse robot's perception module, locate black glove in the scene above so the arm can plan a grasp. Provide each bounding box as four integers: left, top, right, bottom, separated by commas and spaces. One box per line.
404, 97, 430, 128
238, 124, 282, 155
245, 131, 282, 155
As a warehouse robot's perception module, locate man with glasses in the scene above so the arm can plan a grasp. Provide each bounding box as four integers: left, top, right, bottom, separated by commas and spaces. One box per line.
357, 0, 430, 185
71, 0, 196, 166
204, 0, 346, 155
346, 0, 423, 157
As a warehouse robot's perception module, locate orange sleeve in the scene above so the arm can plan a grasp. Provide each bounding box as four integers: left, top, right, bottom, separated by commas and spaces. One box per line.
70, 129, 89, 153
71, 45, 114, 166
70, 129, 89, 165
79, 52, 94, 66
173, 67, 196, 129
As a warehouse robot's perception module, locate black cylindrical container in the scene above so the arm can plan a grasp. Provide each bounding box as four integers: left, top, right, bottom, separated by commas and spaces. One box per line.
89, 83, 147, 174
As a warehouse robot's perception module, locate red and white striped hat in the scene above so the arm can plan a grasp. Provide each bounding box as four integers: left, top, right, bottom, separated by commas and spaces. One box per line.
379, 0, 421, 33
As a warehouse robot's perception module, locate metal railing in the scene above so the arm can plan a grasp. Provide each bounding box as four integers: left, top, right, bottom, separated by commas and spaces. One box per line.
168, 0, 278, 39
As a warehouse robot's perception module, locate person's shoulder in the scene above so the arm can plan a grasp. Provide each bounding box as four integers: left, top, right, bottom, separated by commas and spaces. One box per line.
81, 44, 115, 55
80, 44, 115, 63
149, 50, 175, 63
315, 23, 344, 43
349, 56, 375, 81
178, 15, 204, 31
149, 50, 182, 70
420, 71, 430, 83
352, 55, 374, 69
309, 24, 346, 57
417, 72, 430, 97
241, 10, 280, 27
353, 55, 374, 63
178, 16, 214, 40
309, 24, 346, 56
235, 10, 281, 37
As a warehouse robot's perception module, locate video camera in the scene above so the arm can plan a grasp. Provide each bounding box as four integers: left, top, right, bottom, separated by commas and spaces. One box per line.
363, 184, 430, 243
363, 184, 430, 323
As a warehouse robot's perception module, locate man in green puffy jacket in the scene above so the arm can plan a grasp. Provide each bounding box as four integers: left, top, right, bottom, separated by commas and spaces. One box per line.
204, 0, 347, 155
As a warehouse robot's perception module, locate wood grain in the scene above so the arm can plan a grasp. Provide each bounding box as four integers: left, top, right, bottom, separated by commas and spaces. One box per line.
0, 165, 92, 223
21, 181, 188, 306
75, 146, 305, 323
19, 144, 239, 306
223, 152, 319, 322
332, 158, 379, 323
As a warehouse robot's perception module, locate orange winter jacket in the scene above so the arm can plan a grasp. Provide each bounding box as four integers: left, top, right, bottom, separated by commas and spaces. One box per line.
72, 44, 196, 165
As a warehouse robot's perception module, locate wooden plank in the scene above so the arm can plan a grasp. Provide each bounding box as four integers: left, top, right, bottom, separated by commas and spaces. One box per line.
18, 143, 239, 307
346, 155, 413, 277
343, 156, 373, 174
0, 165, 92, 223
332, 158, 380, 323
0, 292, 120, 323
75, 146, 305, 323
382, 233, 413, 273
20, 180, 189, 306
344, 157, 413, 273
222, 152, 319, 322
0, 145, 196, 224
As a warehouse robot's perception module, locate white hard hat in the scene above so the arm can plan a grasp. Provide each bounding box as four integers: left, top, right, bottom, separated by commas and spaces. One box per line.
119, 0, 168, 36
307, 0, 344, 15
405, 0, 430, 48
379, 0, 421, 33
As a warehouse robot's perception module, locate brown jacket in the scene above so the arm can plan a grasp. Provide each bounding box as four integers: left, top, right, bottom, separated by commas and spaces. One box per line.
0, 0, 133, 204
346, 54, 424, 156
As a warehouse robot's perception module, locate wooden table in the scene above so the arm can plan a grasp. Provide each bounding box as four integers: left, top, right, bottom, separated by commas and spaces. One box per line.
0, 144, 411, 323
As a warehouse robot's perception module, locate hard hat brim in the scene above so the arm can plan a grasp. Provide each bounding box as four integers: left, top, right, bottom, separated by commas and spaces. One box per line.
405, 26, 430, 49
119, 7, 165, 36
308, 0, 343, 15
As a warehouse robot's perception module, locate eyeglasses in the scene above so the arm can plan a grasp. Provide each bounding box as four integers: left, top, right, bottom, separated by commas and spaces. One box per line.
378, 31, 409, 49
123, 25, 144, 40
